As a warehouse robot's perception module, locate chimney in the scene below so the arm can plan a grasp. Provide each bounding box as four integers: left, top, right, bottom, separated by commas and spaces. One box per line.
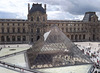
28, 3, 30, 13
44, 4, 46, 11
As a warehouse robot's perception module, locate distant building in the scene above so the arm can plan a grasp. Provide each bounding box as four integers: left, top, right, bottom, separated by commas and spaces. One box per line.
0, 3, 100, 44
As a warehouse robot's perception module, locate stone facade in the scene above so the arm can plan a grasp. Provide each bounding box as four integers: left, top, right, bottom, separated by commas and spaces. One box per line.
0, 3, 100, 44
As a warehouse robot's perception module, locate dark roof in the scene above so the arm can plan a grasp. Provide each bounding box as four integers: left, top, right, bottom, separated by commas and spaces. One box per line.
29, 4, 46, 14
83, 12, 96, 22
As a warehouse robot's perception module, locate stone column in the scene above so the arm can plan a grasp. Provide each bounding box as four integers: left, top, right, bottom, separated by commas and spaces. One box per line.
21, 36, 23, 42
10, 36, 12, 42
4, 36, 6, 42
15, 36, 17, 42
0, 36, 1, 42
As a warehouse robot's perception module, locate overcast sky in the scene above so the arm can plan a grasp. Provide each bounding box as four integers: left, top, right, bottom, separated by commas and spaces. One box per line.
0, 0, 100, 20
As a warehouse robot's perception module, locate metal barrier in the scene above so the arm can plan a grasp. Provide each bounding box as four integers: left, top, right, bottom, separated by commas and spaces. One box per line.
0, 61, 42, 73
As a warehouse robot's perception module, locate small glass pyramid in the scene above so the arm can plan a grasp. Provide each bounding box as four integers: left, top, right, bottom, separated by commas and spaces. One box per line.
26, 25, 92, 69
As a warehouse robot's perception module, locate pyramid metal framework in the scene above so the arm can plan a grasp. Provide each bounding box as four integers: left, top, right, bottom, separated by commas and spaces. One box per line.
26, 25, 92, 69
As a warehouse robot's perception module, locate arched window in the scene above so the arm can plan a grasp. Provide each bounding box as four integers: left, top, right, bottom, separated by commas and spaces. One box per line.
6, 36, 10, 42
37, 17, 39, 21
1, 36, 4, 42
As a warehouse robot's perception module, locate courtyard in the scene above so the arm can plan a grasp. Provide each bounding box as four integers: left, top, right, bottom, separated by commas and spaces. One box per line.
0, 42, 99, 73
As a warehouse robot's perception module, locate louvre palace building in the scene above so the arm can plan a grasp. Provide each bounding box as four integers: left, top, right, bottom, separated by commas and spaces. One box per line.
0, 3, 100, 44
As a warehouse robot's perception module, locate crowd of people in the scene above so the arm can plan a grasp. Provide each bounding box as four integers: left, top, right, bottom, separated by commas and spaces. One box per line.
76, 42, 100, 73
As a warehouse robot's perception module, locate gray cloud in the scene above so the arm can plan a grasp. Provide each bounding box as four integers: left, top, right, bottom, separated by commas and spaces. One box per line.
0, 11, 18, 19
30, 0, 100, 15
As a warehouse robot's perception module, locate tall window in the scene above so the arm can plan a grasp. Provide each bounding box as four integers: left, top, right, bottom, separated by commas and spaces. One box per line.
37, 36, 40, 41
62, 28, 64, 32
43, 17, 45, 21
93, 28, 95, 32
23, 23, 25, 26
23, 36, 26, 41
17, 36, 21, 41
31, 17, 33, 21
79, 35, 81, 40
31, 29, 33, 33
70, 28, 72, 32
37, 28, 40, 33
18, 27, 20, 33
1, 36, 4, 42
13, 28, 15, 33
12, 36, 15, 41
66, 28, 68, 32
7, 23, 9, 26
2, 28, 4, 33
74, 28, 76, 32
71, 35, 73, 40
23, 28, 25, 33
75, 35, 77, 40
83, 34, 85, 39
2, 23, 4, 26
18, 23, 20, 26
6, 36, 10, 42
13, 23, 14, 26
7, 28, 9, 33
37, 17, 39, 21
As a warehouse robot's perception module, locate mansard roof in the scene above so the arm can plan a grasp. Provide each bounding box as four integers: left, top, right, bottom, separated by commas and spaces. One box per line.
83, 12, 98, 22
29, 3, 46, 14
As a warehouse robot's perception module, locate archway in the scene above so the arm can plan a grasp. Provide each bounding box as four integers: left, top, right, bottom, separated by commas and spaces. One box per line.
6, 36, 10, 42
1, 36, 4, 42
37, 36, 40, 41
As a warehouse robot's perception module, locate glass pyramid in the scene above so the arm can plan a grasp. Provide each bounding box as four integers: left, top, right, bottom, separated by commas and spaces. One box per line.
26, 25, 92, 69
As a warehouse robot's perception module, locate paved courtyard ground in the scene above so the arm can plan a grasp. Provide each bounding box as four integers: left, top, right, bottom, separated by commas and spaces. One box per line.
0, 42, 100, 73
